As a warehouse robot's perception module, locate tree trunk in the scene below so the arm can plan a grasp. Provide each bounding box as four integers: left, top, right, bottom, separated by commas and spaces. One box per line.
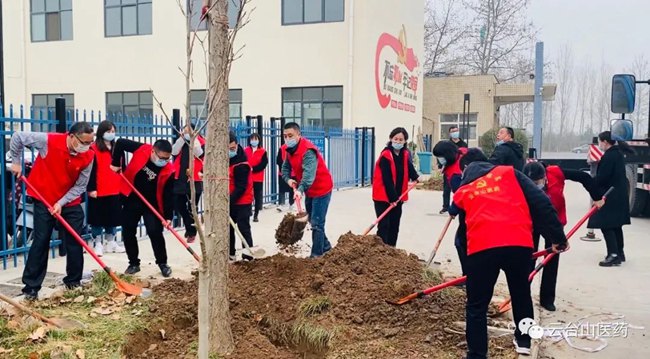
198, 0, 235, 357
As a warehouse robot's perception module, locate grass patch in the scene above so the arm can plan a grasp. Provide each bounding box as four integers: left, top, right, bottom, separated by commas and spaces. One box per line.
422, 267, 443, 285
259, 317, 335, 354
298, 296, 331, 317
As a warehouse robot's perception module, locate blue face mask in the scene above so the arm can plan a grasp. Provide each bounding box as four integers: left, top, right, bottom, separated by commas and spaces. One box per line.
496, 140, 505, 146
286, 139, 298, 148
250, 140, 259, 147
103, 132, 116, 142
228, 150, 237, 158
392, 142, 404, 150
450, 132, 460, 139
438, 157, 447, 166
184, 134, 191, 141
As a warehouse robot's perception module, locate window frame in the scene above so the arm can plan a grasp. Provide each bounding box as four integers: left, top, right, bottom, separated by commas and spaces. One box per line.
281, 0, 345, 26
188, 89, 243, 122
105, 91, 154, 135
30, 0, 73, 42
104, 0, 153, 38
439, 113, 478, 141
31, 93, 75, 131
281, 86, 343, 129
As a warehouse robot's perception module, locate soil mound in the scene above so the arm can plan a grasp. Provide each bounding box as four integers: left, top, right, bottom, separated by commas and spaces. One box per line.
124, 233, 516, 358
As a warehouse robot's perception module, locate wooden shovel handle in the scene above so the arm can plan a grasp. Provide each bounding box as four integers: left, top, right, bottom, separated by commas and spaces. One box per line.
0, 292, 61, 328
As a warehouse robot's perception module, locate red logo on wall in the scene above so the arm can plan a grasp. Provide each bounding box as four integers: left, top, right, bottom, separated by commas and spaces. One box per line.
374, 25, 420, 113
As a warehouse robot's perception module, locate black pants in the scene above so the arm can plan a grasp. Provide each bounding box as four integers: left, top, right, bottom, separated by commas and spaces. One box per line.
465, 247, 534, 358
278, 184, 295, 206
122, 195, 168, 266
23, 201, 84, 293
442, 177, 451, 209
601, 227, 624, 256
230, 204, 253, 256
173, 190, 202, 237
253, 182, 263, 217
373, 201, 403, 247
532, 232, 558, 305
455, 234, 468, 276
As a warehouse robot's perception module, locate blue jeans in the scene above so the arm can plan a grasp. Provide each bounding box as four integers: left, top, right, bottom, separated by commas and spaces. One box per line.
91, 225, 116, 238
305, 192, 332, 257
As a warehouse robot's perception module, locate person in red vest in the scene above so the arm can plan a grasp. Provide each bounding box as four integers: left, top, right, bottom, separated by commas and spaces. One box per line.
9, 122, 95, 300
449, 148, 568, 357
433, 140, 469, 276
244, 133, 268, 222
522, 161, 601, 311
281, 122, 334, 257
171, 122, 205, 243
371, 127, 419, 247
276, 146, 296, 212
228, 132, 254, 261
87, 120, 125, 256
110, 139, 174, 277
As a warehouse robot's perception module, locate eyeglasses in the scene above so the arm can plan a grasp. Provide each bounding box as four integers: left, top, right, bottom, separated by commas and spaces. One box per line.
74, 134, 93, 146
154, 151, 171, 161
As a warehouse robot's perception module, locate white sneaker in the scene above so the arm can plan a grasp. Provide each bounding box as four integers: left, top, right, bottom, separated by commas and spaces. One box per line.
106, 240, 126, 253
229, 255, 236, 262
513, 339, 531, 355
93, 240, 104, 257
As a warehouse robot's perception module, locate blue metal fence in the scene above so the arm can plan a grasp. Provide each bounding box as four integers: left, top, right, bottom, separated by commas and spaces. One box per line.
1, 105, 375, 268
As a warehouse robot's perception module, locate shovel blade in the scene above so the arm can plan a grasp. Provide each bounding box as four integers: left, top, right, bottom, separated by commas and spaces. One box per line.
109, 271, 147, 297
386, 292, 419, 306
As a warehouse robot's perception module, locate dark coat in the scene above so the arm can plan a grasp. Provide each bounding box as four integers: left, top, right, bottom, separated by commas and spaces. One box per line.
489, 141, 525, 171
587, 146, 631, 229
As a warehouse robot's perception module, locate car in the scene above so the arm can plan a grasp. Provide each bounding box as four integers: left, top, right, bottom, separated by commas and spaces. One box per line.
571, 144, 590, 153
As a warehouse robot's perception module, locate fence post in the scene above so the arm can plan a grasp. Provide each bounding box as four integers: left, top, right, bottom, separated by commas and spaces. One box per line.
270, 117, 277, 204
370, 127, 376, 184
360, 127, 366, 187
256, 115, 263, 137
245, 115, 252, 131
172, 108, 181, 142
55, 98, 66, 133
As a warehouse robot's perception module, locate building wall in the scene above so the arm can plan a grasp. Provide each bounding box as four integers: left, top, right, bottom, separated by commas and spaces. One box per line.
422, 75, 499, 147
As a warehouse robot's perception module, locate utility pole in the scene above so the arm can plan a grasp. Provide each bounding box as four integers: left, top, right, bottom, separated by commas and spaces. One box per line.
532, 41, 544, 157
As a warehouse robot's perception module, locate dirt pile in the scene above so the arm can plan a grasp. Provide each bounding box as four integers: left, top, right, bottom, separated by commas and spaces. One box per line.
421, 176, 444, 191
124, 233, 516, 358
275, 213, 308, 247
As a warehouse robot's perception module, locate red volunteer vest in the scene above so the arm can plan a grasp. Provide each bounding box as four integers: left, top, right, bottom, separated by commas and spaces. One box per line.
244, 146, 266, 183
172, 136, 205, 181
372, 148, 410, 202
121, 144, 174, 214
229, 162, 254, 205
545, 165, 567, 226
453, 166, 533, 255
90, 143, 121, 197
285, 139, 333, 197
27, 133, 94, 207
443, 148, 468, 182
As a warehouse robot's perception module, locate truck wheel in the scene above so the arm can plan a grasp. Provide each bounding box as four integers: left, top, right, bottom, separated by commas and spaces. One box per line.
630, 188, 648, 217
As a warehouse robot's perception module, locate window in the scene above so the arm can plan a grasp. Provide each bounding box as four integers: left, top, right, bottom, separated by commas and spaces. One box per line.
189, 89, 242, 122
282, 0, 344, 25
188, 0, 239, 30
282, 86, 343, 129
31, 0, 73, 42
31, 94, 74, 131
106, 91, 153, 134
105, 0, 152, 37
439, 113, 478, 141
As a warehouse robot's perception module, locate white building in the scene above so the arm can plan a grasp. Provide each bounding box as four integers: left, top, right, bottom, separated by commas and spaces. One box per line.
2, 0, 424, 155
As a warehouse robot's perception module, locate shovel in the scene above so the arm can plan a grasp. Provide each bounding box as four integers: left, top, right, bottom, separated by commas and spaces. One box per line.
228, 216, 265, 258
425, 215, 454, 267
290, 198, 309, 241
119, 173, 201, 263
496, 186, 615, 313
0, 292, 85, 329
362, 182, 417, 235
20, 177, 149, 298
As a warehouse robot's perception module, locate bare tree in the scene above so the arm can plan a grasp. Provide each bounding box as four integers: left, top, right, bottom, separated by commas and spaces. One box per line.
626, 54, 649, 136
554, 45, 575, 147
461, 0, 536, 81
597, 60, 612, 132
424, 0, 467, 74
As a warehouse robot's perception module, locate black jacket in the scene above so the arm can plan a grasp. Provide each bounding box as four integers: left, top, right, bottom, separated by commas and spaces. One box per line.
489, 141, 525, 171
450, 162, 567, 246
230, 144, 251, 205
587, 146, 631, 229
377, 146, 419, 203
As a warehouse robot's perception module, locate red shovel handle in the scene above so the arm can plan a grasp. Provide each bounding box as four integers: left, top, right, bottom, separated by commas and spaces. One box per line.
363, 182, 417, 235
118, 173, 201, 262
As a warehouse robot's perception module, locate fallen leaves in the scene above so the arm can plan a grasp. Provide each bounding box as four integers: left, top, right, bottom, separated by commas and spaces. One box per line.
159, 329, 167, 340
27, 326, 48, 342
75, 349, 86, 359
0, 348, 14, 354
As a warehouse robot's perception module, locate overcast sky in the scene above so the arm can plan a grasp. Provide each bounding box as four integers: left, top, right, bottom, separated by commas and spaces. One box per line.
529, 0, 650, 73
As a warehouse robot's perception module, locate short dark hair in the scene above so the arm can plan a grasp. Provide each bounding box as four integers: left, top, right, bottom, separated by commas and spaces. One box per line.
389, 127, 409, 141
229, 131, 237, 144
284, 122, 301, 132
95, 120, 115, 152
249, 132, 261, 143
523, 162, 546, 181
69, 122, 94, 135
153, 139, 172, 153
459, 148, 488, 171
449, 125, 459, 133
505, 127, 515, 140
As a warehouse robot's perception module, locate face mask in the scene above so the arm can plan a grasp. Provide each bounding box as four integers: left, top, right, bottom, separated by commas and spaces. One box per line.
103, 132, 116, 142
392, 142, 404, 150
228, 150, 237, 158
438, 157, 447, 166
184, 134, 191, 141
286, 139, 298, 148
450, 132, 460, 139
250, 140, 259, 147
536, 183, 545, 190
74, 143, 90, 154
152, 153, 169, 167
496, 140, 505, 146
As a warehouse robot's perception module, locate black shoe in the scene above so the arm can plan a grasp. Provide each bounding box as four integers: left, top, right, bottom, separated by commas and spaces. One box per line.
64, 282, 81, 290
253, 216, 259, 223
159, 264, 172, 278
439, 208, 448, 215
513, 339, 531, 355
242, 254, 254, 262
22, 289, 38, 301
125, 264, 141, 275
599, 254, 621, 267
619, 252, 626, 262
541, 302, 556, 311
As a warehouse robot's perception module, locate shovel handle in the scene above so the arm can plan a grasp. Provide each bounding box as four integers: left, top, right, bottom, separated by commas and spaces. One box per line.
363, 182, 417, 235
0, 292, 61, 328
425, 216, 454, 266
